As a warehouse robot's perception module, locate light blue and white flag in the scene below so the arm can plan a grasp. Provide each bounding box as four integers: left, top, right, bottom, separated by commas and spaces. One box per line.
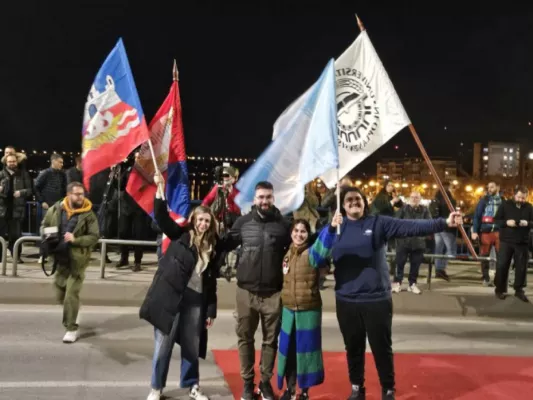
235, 59, 339, 215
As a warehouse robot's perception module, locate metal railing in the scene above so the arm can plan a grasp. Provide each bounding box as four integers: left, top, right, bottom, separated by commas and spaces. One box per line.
99, 239, 157, 279
0, 237, 7, 276
11, 236, 41, 276
10, 236, 158, 278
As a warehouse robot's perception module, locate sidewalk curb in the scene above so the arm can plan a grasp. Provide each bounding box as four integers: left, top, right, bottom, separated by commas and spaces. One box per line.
1, 278, 532, 321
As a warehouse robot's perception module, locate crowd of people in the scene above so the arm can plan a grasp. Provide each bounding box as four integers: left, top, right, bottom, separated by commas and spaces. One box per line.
1, 144, 532, 400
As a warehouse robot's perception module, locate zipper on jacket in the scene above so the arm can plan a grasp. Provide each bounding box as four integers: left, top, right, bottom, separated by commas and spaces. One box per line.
259, 223, 265, 291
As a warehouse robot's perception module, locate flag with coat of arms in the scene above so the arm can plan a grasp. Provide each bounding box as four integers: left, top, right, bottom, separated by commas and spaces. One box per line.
126, 62, 190, 254
81, 38, 150, 190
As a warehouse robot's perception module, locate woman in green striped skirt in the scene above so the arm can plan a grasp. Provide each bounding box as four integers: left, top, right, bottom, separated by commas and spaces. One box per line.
277, 219, 335, 399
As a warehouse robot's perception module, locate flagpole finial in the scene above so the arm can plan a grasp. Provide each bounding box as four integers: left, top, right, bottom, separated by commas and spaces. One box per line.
355, 14, 366, 32
173, 59, 179, 81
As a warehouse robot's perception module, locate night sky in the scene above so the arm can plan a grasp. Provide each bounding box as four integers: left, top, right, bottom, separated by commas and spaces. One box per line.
1, 4, 532, 173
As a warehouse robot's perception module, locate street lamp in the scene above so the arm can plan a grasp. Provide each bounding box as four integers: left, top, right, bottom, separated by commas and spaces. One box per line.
528, 152, 533, 160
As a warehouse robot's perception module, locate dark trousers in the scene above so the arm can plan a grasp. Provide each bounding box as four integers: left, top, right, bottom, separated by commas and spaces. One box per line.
495, 242, 528, 294
118, 212, 146, 263
336, 298, 394, 391
394, 247, 423, 285
235, 286, 281, 383
0, 217, 22, 259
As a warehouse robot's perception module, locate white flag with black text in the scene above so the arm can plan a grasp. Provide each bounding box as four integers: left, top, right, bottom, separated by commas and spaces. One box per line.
321, 30, 411, 187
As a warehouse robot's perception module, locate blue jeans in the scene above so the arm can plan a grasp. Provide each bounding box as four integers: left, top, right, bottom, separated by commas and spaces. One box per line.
151, 289, 203, 390
434, 232, 456, 271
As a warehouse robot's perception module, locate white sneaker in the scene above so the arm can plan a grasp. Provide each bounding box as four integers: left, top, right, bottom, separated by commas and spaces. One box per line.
189, 384, 209, 400
146, 389, 161, 400
408, 283, 421, 295
391, 282, 401, 293
62, 330, 78, 343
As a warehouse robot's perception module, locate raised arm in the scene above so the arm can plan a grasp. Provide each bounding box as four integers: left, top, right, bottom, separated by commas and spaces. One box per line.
154, 197, 187, 240
309, 224, 337, 268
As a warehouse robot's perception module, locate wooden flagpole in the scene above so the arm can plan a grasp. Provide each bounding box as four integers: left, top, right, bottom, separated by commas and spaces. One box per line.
355, 14, 478, 258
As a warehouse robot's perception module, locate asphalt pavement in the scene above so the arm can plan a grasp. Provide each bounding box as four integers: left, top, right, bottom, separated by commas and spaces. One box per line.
1, 304, 533, 400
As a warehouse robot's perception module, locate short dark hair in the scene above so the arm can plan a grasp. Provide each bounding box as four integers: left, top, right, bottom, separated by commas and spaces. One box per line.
51, 153, 63, 162
255, 181, 274, 191
5, 145, 15, 151
487, 180, 500, 187
340, 186, 370, 217
515, 185, 528, 195
291, 218, 311, 235
67, 181, 85, 193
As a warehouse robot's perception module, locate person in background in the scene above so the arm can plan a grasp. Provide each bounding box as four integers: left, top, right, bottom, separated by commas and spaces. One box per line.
429, 181, 457, 281
392, 191, 431, 295
317, 186, 462, 400
293, 182, 320, 233
278, 219, 326, 400
35, 153, 67, 212
0, 154, 33, 262
202, 164, 241, 281
493, 186, 533, 302
2, 146, 29, 171
66, 155, 83, 186
40, 182, 99, 343
114, 153, 148, 272
370, 181, 403, 217
471, 181, 503, 287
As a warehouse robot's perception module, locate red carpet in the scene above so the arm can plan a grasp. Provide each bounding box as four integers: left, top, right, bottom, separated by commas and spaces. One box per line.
212, 350, 533, 399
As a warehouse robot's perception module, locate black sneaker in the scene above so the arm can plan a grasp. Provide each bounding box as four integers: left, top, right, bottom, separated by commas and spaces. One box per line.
115, 260, 128, 269
495, 291, 506, 300
436, 270, 450, 281
515, 291, 530, 303
299, 390, 309, 399
382, 389, 395, 399
348, 385, 366, 399
279, 389, 296, 400
241, 380, 255, 400
132, 263, 142, 272
258, 381, 275, 400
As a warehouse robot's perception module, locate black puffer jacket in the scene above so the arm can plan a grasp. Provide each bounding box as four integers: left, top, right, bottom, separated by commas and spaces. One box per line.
0, 167, 33, 219
224, 206, 291, 294
139, 198, 220, 359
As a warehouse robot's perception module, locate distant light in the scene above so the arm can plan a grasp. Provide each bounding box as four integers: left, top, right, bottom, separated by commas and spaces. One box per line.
528, 152, 533, 160
422, 183, 428, 189
394, 145, 399, 150
476, 187, 484, 193
465, 185, 473, 192
394, 183, 400, 188
529, 121, 532, 126
444, 126, 447, 130
452, 180, 458, 185
483, 155, 488, 161
355, 180, 362, 186
432, 184, 437, 189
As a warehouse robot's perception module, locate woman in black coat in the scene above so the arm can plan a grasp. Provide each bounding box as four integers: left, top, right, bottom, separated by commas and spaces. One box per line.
140, 186, 221, 400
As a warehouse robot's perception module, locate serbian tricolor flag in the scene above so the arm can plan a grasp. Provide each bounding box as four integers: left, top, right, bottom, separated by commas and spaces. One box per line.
81, 38, 150, 190
126, 62, 190, 253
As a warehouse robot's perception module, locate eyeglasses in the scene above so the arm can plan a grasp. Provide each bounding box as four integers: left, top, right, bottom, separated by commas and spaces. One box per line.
222, 174, 230, 178
71, 192, 85, 197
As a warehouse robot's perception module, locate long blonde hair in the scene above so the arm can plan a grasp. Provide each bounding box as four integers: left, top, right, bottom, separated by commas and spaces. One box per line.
188, 205, 218, 252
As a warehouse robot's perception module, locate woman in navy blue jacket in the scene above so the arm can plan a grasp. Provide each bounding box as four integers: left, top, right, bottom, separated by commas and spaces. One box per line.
317, 187, 462, 400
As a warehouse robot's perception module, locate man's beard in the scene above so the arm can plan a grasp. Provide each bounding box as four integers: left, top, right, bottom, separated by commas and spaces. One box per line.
257, 204, 276, 218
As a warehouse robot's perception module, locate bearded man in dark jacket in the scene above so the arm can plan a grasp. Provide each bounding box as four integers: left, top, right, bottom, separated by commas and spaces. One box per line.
221, 181, 291, 400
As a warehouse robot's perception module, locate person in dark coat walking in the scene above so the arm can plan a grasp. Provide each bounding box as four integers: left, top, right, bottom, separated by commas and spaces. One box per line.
140, 174, 221, 400
493, 186, 533, 302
